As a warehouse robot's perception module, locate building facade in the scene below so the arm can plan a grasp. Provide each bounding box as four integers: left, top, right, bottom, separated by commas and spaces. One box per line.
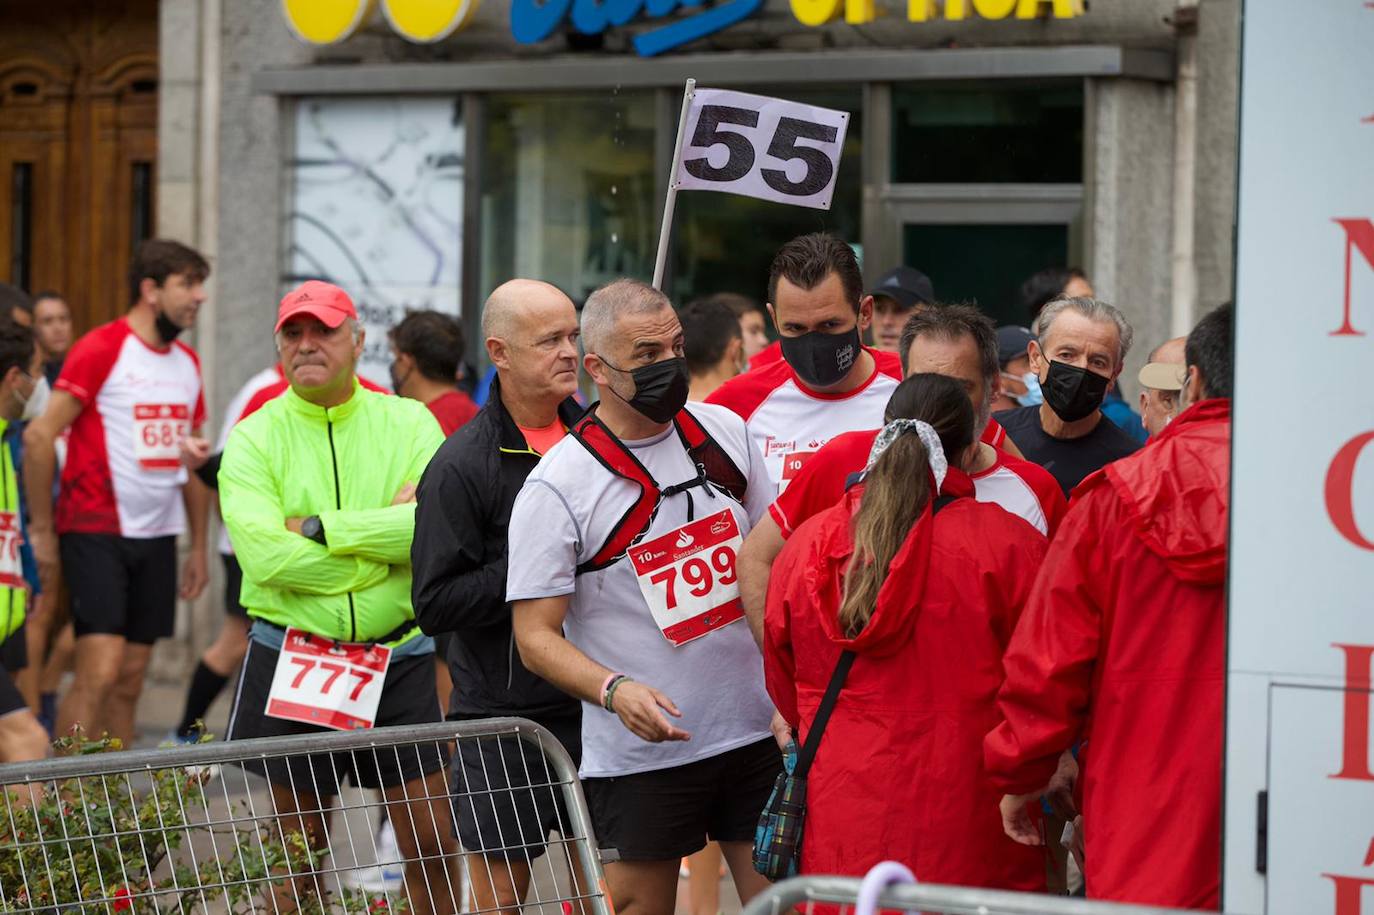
199, 0, 1239, 403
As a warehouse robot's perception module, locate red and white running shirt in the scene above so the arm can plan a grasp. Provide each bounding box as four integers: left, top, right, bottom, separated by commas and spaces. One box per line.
770, 427, 1067, 539
213, 366, 285, 555
55, 317, 206, 538
706, 347, 903, 494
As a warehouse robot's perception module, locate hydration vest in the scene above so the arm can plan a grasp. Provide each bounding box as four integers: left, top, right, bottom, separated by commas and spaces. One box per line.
569, 406, 749, 575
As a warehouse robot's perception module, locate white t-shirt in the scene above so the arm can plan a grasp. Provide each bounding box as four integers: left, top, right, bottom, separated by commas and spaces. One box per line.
214, 366, 284, 555
506, 402, 776, 778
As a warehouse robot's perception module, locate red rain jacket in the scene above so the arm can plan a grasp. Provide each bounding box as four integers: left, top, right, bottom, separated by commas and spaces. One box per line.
984, 398, 1231, 910
765, 469, 1048, 890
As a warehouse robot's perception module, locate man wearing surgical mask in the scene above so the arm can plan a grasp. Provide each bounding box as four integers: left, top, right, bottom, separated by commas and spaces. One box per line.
991, 325, 1042, 414
707, 233, 902, 494
994, 296, 1141, 496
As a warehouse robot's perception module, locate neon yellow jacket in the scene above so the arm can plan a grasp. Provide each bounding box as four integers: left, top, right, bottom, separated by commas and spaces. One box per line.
0, 418, 25, 643
219, 380, 443, 646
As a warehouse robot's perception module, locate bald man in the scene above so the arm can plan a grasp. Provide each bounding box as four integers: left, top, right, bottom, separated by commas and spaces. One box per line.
1137, 336, 1187, 438
411, 280, 585, 914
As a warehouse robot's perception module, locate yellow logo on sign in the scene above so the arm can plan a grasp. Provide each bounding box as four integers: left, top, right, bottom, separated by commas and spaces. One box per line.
382, 0, 482, 42
792, 0, 1081, 26
282, 0, 481, 45
282, 0, 374, 44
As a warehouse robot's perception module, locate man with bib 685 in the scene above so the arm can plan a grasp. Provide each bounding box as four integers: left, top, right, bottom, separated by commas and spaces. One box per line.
509, 279, 780, 915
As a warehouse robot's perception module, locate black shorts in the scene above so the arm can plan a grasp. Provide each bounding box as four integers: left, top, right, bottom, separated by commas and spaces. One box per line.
222, 553, 247, 619
582, 737, 781, 862
449, 712, 582, 861
0, 624, 26, 672
0, 665, 25, 718
61, 534, 177, 645
226, 639, 449, 794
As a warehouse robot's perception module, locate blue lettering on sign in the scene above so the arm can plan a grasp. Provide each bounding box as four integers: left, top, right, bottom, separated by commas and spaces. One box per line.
511, 0, 764, 57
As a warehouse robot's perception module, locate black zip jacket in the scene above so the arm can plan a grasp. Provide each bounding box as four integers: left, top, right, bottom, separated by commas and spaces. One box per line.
412, 376, 585, 718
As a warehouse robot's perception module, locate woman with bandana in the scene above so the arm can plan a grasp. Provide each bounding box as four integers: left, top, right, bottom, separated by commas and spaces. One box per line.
763, 373, 1049, 891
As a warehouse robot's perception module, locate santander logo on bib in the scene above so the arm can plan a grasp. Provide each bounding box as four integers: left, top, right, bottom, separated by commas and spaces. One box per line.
675, 530, 695, 549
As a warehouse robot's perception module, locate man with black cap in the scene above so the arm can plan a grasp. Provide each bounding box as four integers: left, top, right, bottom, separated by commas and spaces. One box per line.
991, 325, 1041, 414
994, 296, 1141, 496
867, 265, 934, 353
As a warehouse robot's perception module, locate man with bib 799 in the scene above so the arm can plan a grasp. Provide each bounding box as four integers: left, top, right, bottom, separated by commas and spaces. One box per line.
509, 279, 780, 915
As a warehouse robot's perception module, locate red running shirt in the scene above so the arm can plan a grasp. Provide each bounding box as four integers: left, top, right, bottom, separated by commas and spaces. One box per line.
770, 427, 1065, 539
55, 318, 206, 538
426, 390, 480, 437
707, 347, 902, 495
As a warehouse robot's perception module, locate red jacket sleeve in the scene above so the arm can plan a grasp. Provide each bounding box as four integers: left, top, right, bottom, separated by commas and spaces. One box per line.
763, 539, 802, 729
982, 517, 1048, 652
984, 486, 1114, 794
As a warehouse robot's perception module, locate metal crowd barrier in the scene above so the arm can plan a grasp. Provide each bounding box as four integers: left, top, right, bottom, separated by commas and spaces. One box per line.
0, 718, 610, 915
742, 875, 1211, 915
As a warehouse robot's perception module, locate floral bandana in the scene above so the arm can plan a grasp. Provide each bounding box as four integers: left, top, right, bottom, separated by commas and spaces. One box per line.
863, 419, 949, 493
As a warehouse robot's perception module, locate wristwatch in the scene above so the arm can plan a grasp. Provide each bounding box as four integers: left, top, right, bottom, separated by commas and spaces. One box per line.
301, 515, 327, 546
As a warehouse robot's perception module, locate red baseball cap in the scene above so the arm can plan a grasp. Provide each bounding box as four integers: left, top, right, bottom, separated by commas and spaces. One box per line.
275, 280, 358, 332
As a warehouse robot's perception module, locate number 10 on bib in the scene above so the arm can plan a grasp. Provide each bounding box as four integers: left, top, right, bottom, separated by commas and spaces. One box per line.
673, 87, 849, 210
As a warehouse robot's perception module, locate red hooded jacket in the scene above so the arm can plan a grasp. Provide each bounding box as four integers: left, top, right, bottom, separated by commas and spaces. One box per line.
984, 398, 1231, 910
765, 469, 1048, 890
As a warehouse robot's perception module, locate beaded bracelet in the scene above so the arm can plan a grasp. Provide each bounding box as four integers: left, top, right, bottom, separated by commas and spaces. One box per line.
603, 675, 631, 712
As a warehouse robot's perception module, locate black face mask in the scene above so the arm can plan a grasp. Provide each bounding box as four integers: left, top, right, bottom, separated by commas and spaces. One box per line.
606, 356, 690, 424
389, 362, 409, 395
154, 309, 185, 345
780, 326, 861, 389
1041, 360, 1111, 423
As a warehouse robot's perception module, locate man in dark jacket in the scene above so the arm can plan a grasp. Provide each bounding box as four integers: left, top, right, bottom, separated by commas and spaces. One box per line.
412, 278, 583, 913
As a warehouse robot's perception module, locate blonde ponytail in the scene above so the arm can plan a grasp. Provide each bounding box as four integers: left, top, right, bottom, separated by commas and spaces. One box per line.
837, 434, 932, 638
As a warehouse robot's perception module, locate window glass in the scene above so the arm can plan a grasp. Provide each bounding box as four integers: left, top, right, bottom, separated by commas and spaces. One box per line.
903, 223, 1068, 326
891, 82, 1083, 184
669, 86, 862, 312
481, 91, 657, 304
287, 96, 463, 383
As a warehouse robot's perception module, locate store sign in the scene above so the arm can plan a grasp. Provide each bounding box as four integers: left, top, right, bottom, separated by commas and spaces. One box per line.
1225, 1, 1374, 914
511, 0, 764, 57
285, 0, 1079, 51
282, 0, 480, 45
792, 0, 1081, 26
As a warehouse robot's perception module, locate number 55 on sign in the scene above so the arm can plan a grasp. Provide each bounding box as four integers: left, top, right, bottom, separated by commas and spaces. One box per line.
675, 88, 849, 210
652, 81, 851, 287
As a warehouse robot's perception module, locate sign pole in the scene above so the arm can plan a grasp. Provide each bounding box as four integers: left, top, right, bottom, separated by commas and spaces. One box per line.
652, 78, 695, 291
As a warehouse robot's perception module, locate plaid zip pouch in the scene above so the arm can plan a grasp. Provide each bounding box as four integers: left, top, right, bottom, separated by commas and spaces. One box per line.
752, 651, 855, 880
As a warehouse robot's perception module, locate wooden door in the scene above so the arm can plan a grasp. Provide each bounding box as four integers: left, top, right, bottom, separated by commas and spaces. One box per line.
0, 0, 159, 333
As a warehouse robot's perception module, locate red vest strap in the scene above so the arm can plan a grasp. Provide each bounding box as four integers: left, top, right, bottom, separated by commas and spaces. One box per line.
570, 407, 749, 575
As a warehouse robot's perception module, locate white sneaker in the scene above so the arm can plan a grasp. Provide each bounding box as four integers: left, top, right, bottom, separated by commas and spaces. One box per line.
343, 819, 404, 893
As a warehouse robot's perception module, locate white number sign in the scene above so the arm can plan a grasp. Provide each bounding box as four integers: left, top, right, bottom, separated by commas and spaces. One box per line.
266, 628, 392, 731
673, 88, 849, 210
630, 508, 745, 646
